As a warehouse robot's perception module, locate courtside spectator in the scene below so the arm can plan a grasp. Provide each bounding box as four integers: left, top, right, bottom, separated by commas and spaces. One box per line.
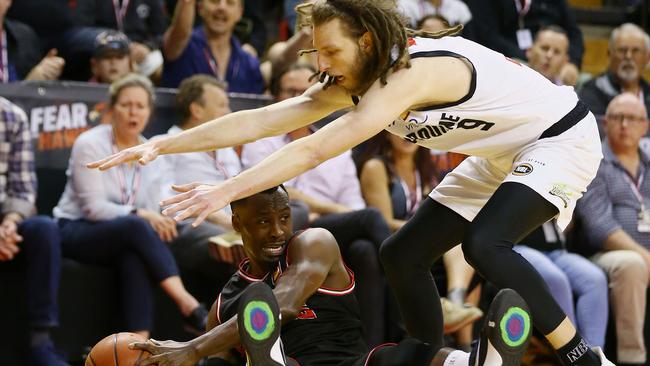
467, 0, 583, 72
398, 0, 471, 28
579, 23, 650, 119
0, 97, 69, 366
53, 74, 208, 337
417, 14, 451, 33
0, 0, 64, 82
526, 25, 578, 87
73, 0, 168, 67
161, 74, 242, 295
575, 93, 650, 365
161, 0, 264, 92
89, 30, 133, 84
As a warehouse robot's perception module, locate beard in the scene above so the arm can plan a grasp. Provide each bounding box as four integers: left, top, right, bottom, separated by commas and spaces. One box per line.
617, 61, 640, 82
345, 47, 378, 96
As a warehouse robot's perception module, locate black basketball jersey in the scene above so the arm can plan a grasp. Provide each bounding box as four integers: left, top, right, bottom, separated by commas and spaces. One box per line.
215, 231, 368, 365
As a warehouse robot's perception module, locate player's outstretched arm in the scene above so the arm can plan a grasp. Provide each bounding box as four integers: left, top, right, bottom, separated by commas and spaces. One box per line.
87, 82, 352, 171
159, 57, 469, 226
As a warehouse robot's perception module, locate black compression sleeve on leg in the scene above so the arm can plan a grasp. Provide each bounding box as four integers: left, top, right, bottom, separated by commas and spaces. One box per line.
462, 182, 568, 335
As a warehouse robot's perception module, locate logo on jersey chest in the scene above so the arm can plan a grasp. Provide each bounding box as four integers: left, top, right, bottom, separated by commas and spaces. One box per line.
402, 112, 495, 144
297, 305, 317, 320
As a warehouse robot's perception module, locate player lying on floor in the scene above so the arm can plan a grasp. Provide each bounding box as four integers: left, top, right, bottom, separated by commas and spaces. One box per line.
131, 185, 532, 366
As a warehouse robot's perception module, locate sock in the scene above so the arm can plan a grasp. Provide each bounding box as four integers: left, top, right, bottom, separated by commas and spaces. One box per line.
29, 329, 51, 348
556, 333, 600, 366
443, 350, 470, 366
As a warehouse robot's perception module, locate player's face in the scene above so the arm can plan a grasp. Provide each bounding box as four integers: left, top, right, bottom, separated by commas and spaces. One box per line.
313, 18, 372, 94
195, 84, 231, 122
235, 190, 293, 271
526, 30, 568, 81
610, 31, 650, 83
111, 86, 151, 138
91, 54, 132, 84
199, 0, 243, 36
605, 97, 649, 150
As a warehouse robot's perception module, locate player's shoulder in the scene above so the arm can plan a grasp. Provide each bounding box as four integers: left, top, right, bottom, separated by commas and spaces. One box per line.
290, 228, 340, 258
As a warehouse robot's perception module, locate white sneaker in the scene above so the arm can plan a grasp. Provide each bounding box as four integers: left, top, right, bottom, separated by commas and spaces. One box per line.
592, 347, 616, 366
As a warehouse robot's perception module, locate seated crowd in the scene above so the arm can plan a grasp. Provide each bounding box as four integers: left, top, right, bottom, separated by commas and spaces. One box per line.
1, 0, 650, 365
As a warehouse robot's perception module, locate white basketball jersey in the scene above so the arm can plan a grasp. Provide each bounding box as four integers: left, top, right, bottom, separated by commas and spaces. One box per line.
385, 36, 580, 159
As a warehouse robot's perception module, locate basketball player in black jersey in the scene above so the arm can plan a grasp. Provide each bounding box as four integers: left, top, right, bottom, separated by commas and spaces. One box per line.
132, 186, 532, 366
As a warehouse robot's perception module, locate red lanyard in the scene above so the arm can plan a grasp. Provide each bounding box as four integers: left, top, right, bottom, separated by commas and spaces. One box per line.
203, 48, 222, 81
206, 151, 231, 179
624, 170, 646, 209
112, 0, 130, 31
0, 30, 8, 83
111, 132, 142, 205
514, 0, 531, 16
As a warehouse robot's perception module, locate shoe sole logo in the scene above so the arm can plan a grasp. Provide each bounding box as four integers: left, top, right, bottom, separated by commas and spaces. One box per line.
500, 306, 531, 348
243, 301, 276, 341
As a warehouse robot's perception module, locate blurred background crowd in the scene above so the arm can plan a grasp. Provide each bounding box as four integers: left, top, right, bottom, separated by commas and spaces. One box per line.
1, 0, 650, 365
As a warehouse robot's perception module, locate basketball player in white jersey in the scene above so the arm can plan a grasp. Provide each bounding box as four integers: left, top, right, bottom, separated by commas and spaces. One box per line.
89, 1, 612, 364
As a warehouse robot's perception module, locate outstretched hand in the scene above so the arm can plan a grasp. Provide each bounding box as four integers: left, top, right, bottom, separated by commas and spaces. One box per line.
87, 142, 160, 170
160, 182, 233, 227
130, 339, 199, 366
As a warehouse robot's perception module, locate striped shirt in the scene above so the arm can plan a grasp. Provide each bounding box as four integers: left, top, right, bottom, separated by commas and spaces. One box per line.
0, 97, 36, 218
575, 141, 650, 252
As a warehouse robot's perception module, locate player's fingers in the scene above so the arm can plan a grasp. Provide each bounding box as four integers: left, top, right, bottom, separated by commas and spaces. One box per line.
129, 341, 156, 353
174, 205, 202, 223
192, 209, 211, 228
160, 191, 194, 209
86, 155, 114, 169
138, 150, 157, 166
163, 197, 202, 218
171, 182, 203, 193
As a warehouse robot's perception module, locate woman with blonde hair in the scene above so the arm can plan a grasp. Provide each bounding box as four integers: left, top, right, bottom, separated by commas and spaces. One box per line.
54, 74, 206, 337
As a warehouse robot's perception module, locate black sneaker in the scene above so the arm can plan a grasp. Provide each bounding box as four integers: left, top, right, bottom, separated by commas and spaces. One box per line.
237, 282, 286, 366
184, 304, 209, 335
469, 288, 532, 366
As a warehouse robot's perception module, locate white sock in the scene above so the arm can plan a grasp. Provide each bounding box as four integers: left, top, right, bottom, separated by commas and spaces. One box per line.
484, 339, 504, 366
443, 350, 471, 366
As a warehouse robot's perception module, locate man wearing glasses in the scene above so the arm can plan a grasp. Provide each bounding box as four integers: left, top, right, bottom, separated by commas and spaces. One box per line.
576, 93, 650, 366
580, 23, 650, 121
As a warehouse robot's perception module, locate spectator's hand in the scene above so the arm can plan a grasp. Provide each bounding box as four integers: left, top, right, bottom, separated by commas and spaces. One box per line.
137, 209, 178, 242
130, 338, 199, 366
161, 182, 230, 227
130, 42, 152, 64
26, 49, 65, 81
0, 219, 22, 261
559, 63, 579, 87
87, 141, 160, 170
242, 43, 258, 58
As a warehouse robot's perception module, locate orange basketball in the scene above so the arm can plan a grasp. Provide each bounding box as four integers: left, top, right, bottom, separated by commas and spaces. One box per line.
85, 332, 151, 366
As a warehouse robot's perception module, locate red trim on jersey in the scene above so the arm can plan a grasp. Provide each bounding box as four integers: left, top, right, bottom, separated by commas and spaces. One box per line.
364, 343, 398, 366
316, 265, 355, 296
287, 356, 301, 366
236, 259, 269, 283
284, 229, 357, 296
215, 293, 223, 325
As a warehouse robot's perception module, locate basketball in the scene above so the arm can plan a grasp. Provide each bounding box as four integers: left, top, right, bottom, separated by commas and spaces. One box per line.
85, 332, 151, 366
